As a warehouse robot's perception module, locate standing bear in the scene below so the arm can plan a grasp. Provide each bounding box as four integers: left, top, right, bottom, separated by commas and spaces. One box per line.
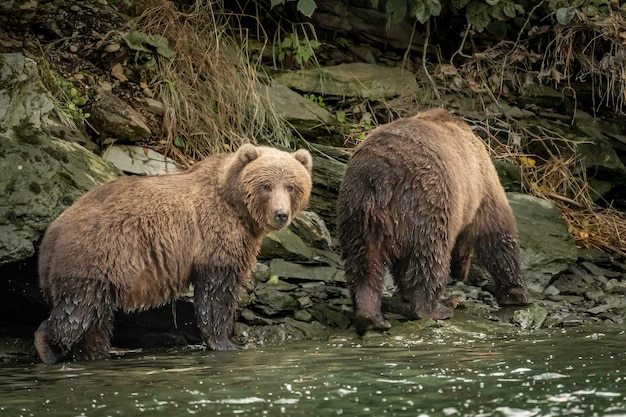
337, 109, 532, 335
35, 144, 313, 363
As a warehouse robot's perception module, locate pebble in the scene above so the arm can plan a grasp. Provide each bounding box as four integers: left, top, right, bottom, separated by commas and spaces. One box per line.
294, 310, 313, 322
99, 81, 113, 92
144, 98, 165, 116
69, 44, 79, 53
104, 43, 121, 53
296, 296, 313, 309
543, 285, 560, 296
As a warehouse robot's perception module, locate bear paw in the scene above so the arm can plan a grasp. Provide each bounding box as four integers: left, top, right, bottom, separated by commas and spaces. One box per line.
354, 309, 391, 336
412, 300, 455, 321
208, 337, 240, 351
497, 286, 533, 306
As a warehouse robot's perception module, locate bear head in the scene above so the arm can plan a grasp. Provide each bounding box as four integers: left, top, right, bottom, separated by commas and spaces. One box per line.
223, 144, 313, 232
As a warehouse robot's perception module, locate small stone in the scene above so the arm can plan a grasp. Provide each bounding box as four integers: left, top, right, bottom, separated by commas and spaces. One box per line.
143, 88, 155, 98
70, 5, 80, 11
584, 290, 605, 301
99, 81, 113, 92
69, 44, 79, 53
296, 296, 313, 309
144, 98, 165, 116
104, 43, 121, 53
543, 285, 560, 296
73, 73, 85, 81
294, 310, 313, 322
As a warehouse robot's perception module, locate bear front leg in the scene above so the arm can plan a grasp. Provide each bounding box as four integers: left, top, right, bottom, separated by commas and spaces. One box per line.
192, 265, 240, 351
474, 206, 533, 306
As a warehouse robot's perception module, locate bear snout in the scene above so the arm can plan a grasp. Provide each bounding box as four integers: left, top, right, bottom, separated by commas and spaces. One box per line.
273, 208, 290, 228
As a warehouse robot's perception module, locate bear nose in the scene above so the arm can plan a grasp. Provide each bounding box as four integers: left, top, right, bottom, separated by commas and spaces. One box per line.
274, 209, 289, 225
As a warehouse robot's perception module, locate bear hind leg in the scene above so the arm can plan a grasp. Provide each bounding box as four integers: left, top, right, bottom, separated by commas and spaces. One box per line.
34, 321, 63, 364
71, 320, 113, 362
344, 239, 391, 336
36, 280, 116, 363
393, 251, 455, 321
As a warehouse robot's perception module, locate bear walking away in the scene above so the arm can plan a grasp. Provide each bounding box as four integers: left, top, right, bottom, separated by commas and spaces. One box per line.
337, 109, 532, 335
35, 144, 313, 363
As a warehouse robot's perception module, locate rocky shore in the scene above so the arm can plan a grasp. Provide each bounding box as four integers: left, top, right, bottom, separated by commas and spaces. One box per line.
1, 1, 626, 364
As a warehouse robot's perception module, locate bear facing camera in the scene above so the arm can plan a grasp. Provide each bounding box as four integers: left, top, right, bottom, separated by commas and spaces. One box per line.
35, 144, 313, 363
337, 109, 532, 336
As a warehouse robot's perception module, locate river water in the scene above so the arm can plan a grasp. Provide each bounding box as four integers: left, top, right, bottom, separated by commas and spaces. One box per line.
1, 322, 624, 417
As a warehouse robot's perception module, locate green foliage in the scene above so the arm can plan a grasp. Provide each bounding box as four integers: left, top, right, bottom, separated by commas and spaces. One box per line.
382, 0, 618, 35
57, 79, 90, 122
107, 0, 133, 8
304, 93, 326, 108
270, 0, 317, 17
122, 31, 174, 68
277, 32, 321, 68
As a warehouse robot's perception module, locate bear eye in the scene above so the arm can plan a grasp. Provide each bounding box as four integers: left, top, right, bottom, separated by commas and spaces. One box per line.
263, 184, 272, 192
286, 185, 294, 193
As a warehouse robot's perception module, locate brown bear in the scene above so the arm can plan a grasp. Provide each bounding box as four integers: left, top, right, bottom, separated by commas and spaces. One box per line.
337, 109, 532, 336
35, 144, 313, 363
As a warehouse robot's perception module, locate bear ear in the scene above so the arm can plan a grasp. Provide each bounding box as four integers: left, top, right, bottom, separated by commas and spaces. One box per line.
237, 143, 260, 164
292, 149, 313, 173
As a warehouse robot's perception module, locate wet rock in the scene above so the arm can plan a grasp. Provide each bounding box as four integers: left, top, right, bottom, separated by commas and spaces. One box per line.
253, 285, 297, 316
310, 304, 352, 329
296, 296, 313, 309
511, 304, 548, 330
584, 290, 605, 301
543, 285, 560, 296
587, 295, 626, 315
282, 318, 327, 338
294, 309, 314, 322
289, 211, 333, 251
269, 259, 344, 283
87, 89, 152, 142
0, 53, 120, 265
580, 261, 622, 279
274, 63, 419, 99
259, 227, 313, 261
259, 81, 335, 130
507, 192, 579, 291
102, 145, 183, 175
240, 308, 275, 326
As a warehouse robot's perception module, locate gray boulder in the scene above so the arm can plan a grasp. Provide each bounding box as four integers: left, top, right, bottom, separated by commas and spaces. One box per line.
508, 192, 579, 291
0, 53, 120, 265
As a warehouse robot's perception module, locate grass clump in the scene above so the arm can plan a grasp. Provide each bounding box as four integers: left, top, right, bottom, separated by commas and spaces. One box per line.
132, 1, 293, 161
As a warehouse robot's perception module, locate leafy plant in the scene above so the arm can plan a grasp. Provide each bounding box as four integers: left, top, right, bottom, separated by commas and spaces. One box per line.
57, 79, 91, 122
277, 32, 321, 68
270, 0, 317, 17
304, 93, 326, 108
122, 31, 174, 68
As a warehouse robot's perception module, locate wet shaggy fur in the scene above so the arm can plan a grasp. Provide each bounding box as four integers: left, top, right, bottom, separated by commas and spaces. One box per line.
35, 144, 313, 363
337, 109, 532, 336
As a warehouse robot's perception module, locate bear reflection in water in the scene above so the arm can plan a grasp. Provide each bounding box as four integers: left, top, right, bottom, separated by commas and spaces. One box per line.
337, 109, 532, 336
35, 144, 313, 363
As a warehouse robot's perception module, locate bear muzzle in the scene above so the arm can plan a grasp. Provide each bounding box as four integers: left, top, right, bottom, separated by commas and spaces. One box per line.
272, 208, 290, 229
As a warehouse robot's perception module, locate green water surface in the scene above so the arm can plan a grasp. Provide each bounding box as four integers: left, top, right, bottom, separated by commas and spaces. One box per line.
1, 324, 624, 417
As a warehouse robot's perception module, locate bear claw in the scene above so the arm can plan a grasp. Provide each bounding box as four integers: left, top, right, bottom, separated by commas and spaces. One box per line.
497, 286, 533, 306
